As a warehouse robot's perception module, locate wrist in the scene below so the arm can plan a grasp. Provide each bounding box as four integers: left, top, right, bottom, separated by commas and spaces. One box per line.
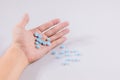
5, 43, 29, 67
0, 43, 29, 80
8, 44, 29, 66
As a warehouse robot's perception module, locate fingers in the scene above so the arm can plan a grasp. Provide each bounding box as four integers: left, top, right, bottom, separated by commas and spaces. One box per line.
49, 37, 66, 50
44, 22, 69, 37
17, 14, 29, 28
50, 28, 69, 42
36, 18, 60, 32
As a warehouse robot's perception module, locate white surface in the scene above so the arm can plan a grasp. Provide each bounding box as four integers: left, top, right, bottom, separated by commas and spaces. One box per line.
0, 0, 120, 80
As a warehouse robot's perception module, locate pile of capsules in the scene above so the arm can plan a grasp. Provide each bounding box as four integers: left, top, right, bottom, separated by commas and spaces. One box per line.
34, 32, 51, 49
34, 32, 81, 66
51, 44, 81, 66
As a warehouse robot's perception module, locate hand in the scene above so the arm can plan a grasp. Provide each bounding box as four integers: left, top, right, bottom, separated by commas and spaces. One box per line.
12, 14, 69, 63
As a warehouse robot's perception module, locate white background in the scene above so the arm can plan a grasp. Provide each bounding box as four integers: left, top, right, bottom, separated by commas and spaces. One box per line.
0, 0, 120, 80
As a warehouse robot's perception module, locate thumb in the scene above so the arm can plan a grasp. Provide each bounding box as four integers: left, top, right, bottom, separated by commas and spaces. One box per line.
17, 13, 29, 29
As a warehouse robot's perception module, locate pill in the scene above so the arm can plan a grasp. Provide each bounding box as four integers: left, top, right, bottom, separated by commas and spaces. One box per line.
74, 50, 80, 53
46, 38, 51, 41
73, 50, 78, 53
59, 50, 65, 54
60, 44, 65, 49
64, 50, 69, 53
36, 38, 43, 44
56, 56, 61, 59
46, 42, 51, 46
35, 45, 40, 49
75, 53, 80, 56
35, 41, 40, 45
35, 38, 41, 42
41, 41, 46, 46
65, 58, 71, 61
37, 34, 42, 38
34, 32, 39, 37
65, 53, 70, 56
51, 51, 56, 55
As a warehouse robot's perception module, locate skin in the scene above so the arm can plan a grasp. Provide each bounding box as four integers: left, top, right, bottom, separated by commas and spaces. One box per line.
0, 14, 70, 80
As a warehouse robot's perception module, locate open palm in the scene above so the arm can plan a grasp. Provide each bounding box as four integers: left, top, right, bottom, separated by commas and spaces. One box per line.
12, 14, 69, 63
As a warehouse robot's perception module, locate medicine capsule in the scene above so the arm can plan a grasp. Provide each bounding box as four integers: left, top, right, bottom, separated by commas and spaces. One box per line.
37, 34, 42, 38
51, 51, 56, 55
35, 41, 40, 45
65, 53, 70, 56
56, 55, 61, 59
34, 32, 39, 37
42, 41, 47, 46
35, 45, 40, 49
65, 58, 71, 62
46, 42, 51, 46
64, 49, 69, 53
36, 38, 43, 44
75, 53, 80, 56
60, 44, 65, 49
46, 38, 51, 41
60, 50, 65, 54
35, 38, 40, 42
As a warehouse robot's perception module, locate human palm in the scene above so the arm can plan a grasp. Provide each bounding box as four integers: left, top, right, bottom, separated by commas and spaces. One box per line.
12, 14, 69, 63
